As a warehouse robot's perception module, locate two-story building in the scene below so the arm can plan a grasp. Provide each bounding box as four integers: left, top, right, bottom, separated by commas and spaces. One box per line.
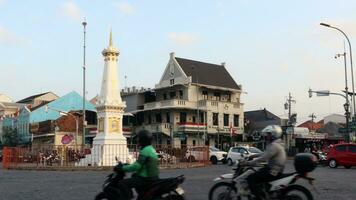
125, 53, 244, 147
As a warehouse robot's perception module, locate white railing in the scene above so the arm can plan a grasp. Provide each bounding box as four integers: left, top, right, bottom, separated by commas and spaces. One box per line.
144, 99, 197, 110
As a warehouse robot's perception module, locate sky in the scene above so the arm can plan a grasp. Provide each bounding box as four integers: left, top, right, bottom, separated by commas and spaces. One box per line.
1, 0, 356, 124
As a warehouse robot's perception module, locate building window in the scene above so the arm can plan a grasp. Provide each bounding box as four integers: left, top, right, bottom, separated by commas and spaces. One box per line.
155, 113, 162, 123
224, 114, 229, 126
148, 115, 152, 124
179, 90, 183, 99
227, 94, 231, 101
163, 93, 167, 100
214, 92, 221, 101
166, 113, 170, 123
180, 112, 187, 123
200, 112, 204, 123
202, 91, 208, 100
169, 91, 176, 99
234, 115, 239, 127
192, 116, 196, 123
170, 79, 174, 85
213, 113, 219, 126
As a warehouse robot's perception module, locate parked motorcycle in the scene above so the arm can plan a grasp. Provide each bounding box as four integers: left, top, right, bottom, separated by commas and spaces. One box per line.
95, 159, 186, 200
209, 153, 317, 200
312, 151, 327, 166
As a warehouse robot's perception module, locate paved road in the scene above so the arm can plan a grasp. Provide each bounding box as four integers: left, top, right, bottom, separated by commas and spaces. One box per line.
0, 161, 355, 200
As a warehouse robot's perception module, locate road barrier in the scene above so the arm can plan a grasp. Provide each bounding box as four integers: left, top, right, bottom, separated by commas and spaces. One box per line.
1, 144, 210, 170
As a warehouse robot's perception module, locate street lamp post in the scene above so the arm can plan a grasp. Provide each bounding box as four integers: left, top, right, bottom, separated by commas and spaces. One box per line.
308, 89, 350, 142
82, 19, 87, 148
320, 23, 355, 120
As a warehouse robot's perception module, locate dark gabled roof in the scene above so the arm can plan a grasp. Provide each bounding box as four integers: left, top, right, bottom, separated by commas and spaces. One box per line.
29, 101, 53, 111
175, 57, 241, 90
244, 109, 280, 122
17, 92, 51, 104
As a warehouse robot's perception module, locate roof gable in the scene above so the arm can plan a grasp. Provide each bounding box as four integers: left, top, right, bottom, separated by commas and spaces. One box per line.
175, 57, 241, 90
156, 53, 190, 88
29, 91, 96, 123
244, 109, 280, 122
17, 92, 58, 104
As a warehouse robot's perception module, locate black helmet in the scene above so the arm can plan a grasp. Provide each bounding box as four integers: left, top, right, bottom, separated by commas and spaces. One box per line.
137, 130, 153, 148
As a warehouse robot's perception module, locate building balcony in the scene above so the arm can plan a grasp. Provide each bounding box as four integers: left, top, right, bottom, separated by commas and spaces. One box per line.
144, 99, 197, 110
198, 100, 241, 111
177, 122, 207, 133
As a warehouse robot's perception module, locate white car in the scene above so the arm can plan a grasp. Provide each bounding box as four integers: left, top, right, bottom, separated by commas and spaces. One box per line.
186, 146, 227, 164
226, 146, 263, 166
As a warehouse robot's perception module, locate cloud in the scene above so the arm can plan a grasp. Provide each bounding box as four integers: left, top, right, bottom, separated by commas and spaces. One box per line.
168, 32, 199, 45
60, 2, 83, 21
117, 1, 135, 15
0, 26, 27, 46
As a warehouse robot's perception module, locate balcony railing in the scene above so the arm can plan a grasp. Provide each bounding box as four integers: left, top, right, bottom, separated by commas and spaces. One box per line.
177, 122, 207, 132
144, 99, 242, 111
198, 100, 241, 110
144, 99, 197, 110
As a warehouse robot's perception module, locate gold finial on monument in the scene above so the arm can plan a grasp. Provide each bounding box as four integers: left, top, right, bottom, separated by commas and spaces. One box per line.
109, 28, 113, 47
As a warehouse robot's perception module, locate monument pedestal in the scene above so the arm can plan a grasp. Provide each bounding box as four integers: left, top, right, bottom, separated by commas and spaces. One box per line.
77, 134, 134, 166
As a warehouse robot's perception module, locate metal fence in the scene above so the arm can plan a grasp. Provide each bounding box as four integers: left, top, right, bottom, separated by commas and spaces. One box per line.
2, 144, 210, 170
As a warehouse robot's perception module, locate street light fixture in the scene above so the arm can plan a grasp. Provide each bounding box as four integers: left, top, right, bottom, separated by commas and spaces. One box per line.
320, 22, 355, 120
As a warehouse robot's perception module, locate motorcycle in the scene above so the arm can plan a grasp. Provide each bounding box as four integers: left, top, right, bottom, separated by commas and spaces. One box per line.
95, 159, 186, 200
209, 153, 317, 200
312, 151, 327, 166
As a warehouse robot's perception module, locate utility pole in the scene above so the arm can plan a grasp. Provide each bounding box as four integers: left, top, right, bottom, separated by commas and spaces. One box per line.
308, 113, 316, 132
82, 19, 87, 148
284, 93, 296, 153
336, 42, 351, 143
284, 93, 296, 125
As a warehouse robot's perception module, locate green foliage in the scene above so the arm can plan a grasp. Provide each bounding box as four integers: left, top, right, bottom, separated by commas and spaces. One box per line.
2, 128, 20, 147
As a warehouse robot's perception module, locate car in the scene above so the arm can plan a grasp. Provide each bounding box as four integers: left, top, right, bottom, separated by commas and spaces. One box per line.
209, 146, 228, 164
185, 146, 227, 164
226, 146, 263, 166
327, 143, 356, 169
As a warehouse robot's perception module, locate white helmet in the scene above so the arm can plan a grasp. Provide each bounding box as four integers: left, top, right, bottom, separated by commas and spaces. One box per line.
261, 125, 283, 140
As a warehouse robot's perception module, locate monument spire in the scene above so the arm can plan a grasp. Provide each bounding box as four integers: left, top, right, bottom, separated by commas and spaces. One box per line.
78, 30, 130, 167
109, 28, 113, 47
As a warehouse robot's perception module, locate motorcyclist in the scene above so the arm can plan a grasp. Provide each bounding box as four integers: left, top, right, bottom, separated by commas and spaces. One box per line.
114, 130, 159, 200
244, 125, 287, 200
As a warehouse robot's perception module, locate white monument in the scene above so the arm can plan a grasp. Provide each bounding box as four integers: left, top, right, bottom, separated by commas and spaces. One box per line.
78, 31, 132, 166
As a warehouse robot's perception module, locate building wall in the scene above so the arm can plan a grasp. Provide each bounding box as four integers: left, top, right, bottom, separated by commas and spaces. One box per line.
123, 93, 140, 112
0, 94, 12, 103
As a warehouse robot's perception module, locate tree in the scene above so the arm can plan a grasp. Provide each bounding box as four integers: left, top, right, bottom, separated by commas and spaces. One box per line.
2, 128, 20, 147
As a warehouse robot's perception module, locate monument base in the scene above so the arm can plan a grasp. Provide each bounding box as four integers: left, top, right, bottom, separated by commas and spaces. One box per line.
77, 133, 135, 167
